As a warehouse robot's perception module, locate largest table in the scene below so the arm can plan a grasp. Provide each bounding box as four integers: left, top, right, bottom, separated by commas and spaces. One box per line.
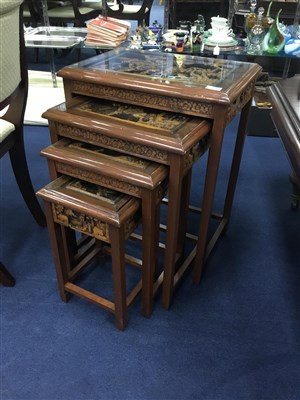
57, 49, 261, 309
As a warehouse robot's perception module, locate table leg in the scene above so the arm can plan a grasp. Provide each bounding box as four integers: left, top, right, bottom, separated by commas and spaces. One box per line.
193, 101, 252, 284
40, 0, 58, 87
222, 99, 252, 222
162, 155, 185, 309
177, 169, 193, 253
47, 48, 58, 88
43, 202, 69, 302
193, 107, 227, 284
141, 192, 160, 318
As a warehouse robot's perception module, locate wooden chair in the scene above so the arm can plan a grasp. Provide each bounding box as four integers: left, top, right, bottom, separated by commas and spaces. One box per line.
24, 0, 153, 29
30, 0, 102, 27
23, 0, 40, 26
0, 0, 46, 286
93, 0, 154, 27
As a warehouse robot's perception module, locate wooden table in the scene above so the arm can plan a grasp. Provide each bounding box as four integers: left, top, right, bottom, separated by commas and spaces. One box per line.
57, 49, 261, 309
267, 75, 300, 209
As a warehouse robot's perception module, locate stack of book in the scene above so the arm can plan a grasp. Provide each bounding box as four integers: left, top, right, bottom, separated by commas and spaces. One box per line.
85, 15, 131, 48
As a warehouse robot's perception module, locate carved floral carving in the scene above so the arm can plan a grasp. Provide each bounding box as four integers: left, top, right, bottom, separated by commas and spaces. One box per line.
52, 203, 138, 242
56, 162, 142, 197
226, 83, 255, 124
56, 123, 169, 163
71, 81, 214, 118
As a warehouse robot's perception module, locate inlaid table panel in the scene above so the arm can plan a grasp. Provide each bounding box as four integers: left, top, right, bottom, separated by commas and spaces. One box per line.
43, 99, 212, 166
55, 49, 262, 309
41, 138, 169, 195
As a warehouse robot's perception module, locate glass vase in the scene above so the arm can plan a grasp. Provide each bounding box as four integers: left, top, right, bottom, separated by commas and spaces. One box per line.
262, 9, 285, 54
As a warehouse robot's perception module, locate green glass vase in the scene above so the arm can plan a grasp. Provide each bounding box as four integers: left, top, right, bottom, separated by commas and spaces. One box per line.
262, 9, 285, 54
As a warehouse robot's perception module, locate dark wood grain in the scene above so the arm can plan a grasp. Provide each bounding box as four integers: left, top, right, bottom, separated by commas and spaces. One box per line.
267, 76, 300, 185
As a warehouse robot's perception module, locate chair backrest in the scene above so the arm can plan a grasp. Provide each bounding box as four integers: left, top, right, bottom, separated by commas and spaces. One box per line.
23, 0, 40, 26
0, 0, 27, 149
43, 0, 101, 27
102, 0, 154, 26
0, 0, 24, 107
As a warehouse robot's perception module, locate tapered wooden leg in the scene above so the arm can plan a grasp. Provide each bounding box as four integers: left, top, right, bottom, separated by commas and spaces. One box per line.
141, 191, 159, 318
162, 156, 185, 309
222, 99, 252, 222
193, 107, 227, 285
44, 202, 69, 302
177, 169, 193, 255
109, 225, 128, 331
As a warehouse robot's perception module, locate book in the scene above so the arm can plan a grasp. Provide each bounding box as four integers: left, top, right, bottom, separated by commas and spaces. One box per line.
86, 16, 130, 36
95, 14, 131, 30
86, 15, 130, 47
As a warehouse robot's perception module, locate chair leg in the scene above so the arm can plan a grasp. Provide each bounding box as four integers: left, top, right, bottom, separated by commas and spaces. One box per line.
9, 133, 46, 227
0, 262, 15, 286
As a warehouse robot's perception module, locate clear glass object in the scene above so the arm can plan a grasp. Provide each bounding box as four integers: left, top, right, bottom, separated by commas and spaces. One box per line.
191, 14, 205, 53
262, 1, 274, 31
244, 0, 257, 47
247, 7, 265, 54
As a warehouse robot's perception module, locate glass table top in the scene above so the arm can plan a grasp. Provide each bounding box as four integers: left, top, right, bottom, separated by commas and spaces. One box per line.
24, 26, 87, 48
62, 48, 259, 92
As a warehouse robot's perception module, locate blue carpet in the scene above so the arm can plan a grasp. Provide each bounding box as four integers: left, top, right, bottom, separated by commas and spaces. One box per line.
1, 116, 300, 400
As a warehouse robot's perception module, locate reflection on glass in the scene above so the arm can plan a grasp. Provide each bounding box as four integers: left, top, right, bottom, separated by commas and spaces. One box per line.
65, 48, 257, 91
